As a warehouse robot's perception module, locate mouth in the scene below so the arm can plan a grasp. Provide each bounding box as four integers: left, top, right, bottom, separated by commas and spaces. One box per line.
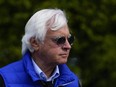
60, 54, 69, 58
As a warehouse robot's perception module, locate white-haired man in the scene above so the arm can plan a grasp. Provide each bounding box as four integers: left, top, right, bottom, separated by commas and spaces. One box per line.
0, 9, 80, 87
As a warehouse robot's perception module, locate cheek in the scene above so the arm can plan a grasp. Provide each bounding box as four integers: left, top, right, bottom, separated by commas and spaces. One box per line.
45, 48, 60, 58
39, 44, 60, 59
39, 46, 68, 64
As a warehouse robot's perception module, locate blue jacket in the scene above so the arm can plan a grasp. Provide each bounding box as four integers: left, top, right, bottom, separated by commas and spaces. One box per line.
0, 51, 80, 87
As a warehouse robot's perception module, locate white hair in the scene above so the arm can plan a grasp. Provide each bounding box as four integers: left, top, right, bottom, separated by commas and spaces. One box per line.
21, 9, 68, 55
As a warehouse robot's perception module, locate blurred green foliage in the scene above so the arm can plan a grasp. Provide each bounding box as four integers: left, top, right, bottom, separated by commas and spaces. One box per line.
0, 0, 116, 87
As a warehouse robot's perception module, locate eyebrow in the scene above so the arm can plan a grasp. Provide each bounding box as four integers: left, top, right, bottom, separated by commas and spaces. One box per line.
47, 33, 71, 38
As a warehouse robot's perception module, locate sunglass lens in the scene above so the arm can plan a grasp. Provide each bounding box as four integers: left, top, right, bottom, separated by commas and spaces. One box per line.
57, 37, 66, 45
52, 35, 74, 45
68, 35, 74, 45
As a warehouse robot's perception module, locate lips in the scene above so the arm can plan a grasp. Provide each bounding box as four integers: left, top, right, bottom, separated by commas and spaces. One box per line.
60, 53, 69, 58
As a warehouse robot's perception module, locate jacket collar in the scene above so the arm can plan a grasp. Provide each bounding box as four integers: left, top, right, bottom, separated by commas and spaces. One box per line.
54, 64, 75, 86
22, 51, 40, 81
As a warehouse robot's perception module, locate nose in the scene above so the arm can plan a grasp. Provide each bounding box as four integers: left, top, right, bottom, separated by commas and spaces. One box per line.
62, 39, 71, 50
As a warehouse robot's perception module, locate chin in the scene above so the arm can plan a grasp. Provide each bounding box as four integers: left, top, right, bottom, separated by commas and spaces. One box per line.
58, 60, 67, 64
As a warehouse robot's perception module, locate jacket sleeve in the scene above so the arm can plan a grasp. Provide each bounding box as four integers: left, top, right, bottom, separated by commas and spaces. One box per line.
0, 75, 5, 87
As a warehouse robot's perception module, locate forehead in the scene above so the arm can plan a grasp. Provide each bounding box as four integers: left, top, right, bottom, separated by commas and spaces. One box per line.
46, 25, 70, 36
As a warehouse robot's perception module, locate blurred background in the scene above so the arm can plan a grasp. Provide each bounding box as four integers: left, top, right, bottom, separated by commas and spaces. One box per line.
0, 0, 116, 87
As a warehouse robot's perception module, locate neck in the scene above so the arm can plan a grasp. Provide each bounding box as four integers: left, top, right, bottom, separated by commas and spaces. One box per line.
31, 52, 56, 78
36, 60, 56, 78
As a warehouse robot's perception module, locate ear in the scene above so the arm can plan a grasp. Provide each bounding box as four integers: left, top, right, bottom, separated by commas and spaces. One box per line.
30, 37, 39, 51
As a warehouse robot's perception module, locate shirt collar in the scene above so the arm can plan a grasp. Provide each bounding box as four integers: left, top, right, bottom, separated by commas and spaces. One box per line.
32, 58, 60, 82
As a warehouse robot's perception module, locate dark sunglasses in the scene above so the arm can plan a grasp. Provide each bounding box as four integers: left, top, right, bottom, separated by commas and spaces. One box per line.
51, 34, 74, 45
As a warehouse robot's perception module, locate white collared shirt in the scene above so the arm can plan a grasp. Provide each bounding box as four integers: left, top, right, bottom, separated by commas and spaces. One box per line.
32, 59, 60, 82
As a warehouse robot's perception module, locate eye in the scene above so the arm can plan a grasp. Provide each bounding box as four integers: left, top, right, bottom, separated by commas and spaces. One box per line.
51, 34, 74, 45
56, 37, 66, 45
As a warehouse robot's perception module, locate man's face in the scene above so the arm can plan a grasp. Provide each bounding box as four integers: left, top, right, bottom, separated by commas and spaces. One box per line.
37, 25, 72, 65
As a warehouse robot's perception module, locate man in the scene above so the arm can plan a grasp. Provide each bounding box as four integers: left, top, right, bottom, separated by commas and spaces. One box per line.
0, 9, 80, 87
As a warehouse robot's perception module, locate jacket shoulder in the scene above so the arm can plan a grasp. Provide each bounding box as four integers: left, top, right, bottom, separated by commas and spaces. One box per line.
0, 60, 27, 84
0, 60, 23, 73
